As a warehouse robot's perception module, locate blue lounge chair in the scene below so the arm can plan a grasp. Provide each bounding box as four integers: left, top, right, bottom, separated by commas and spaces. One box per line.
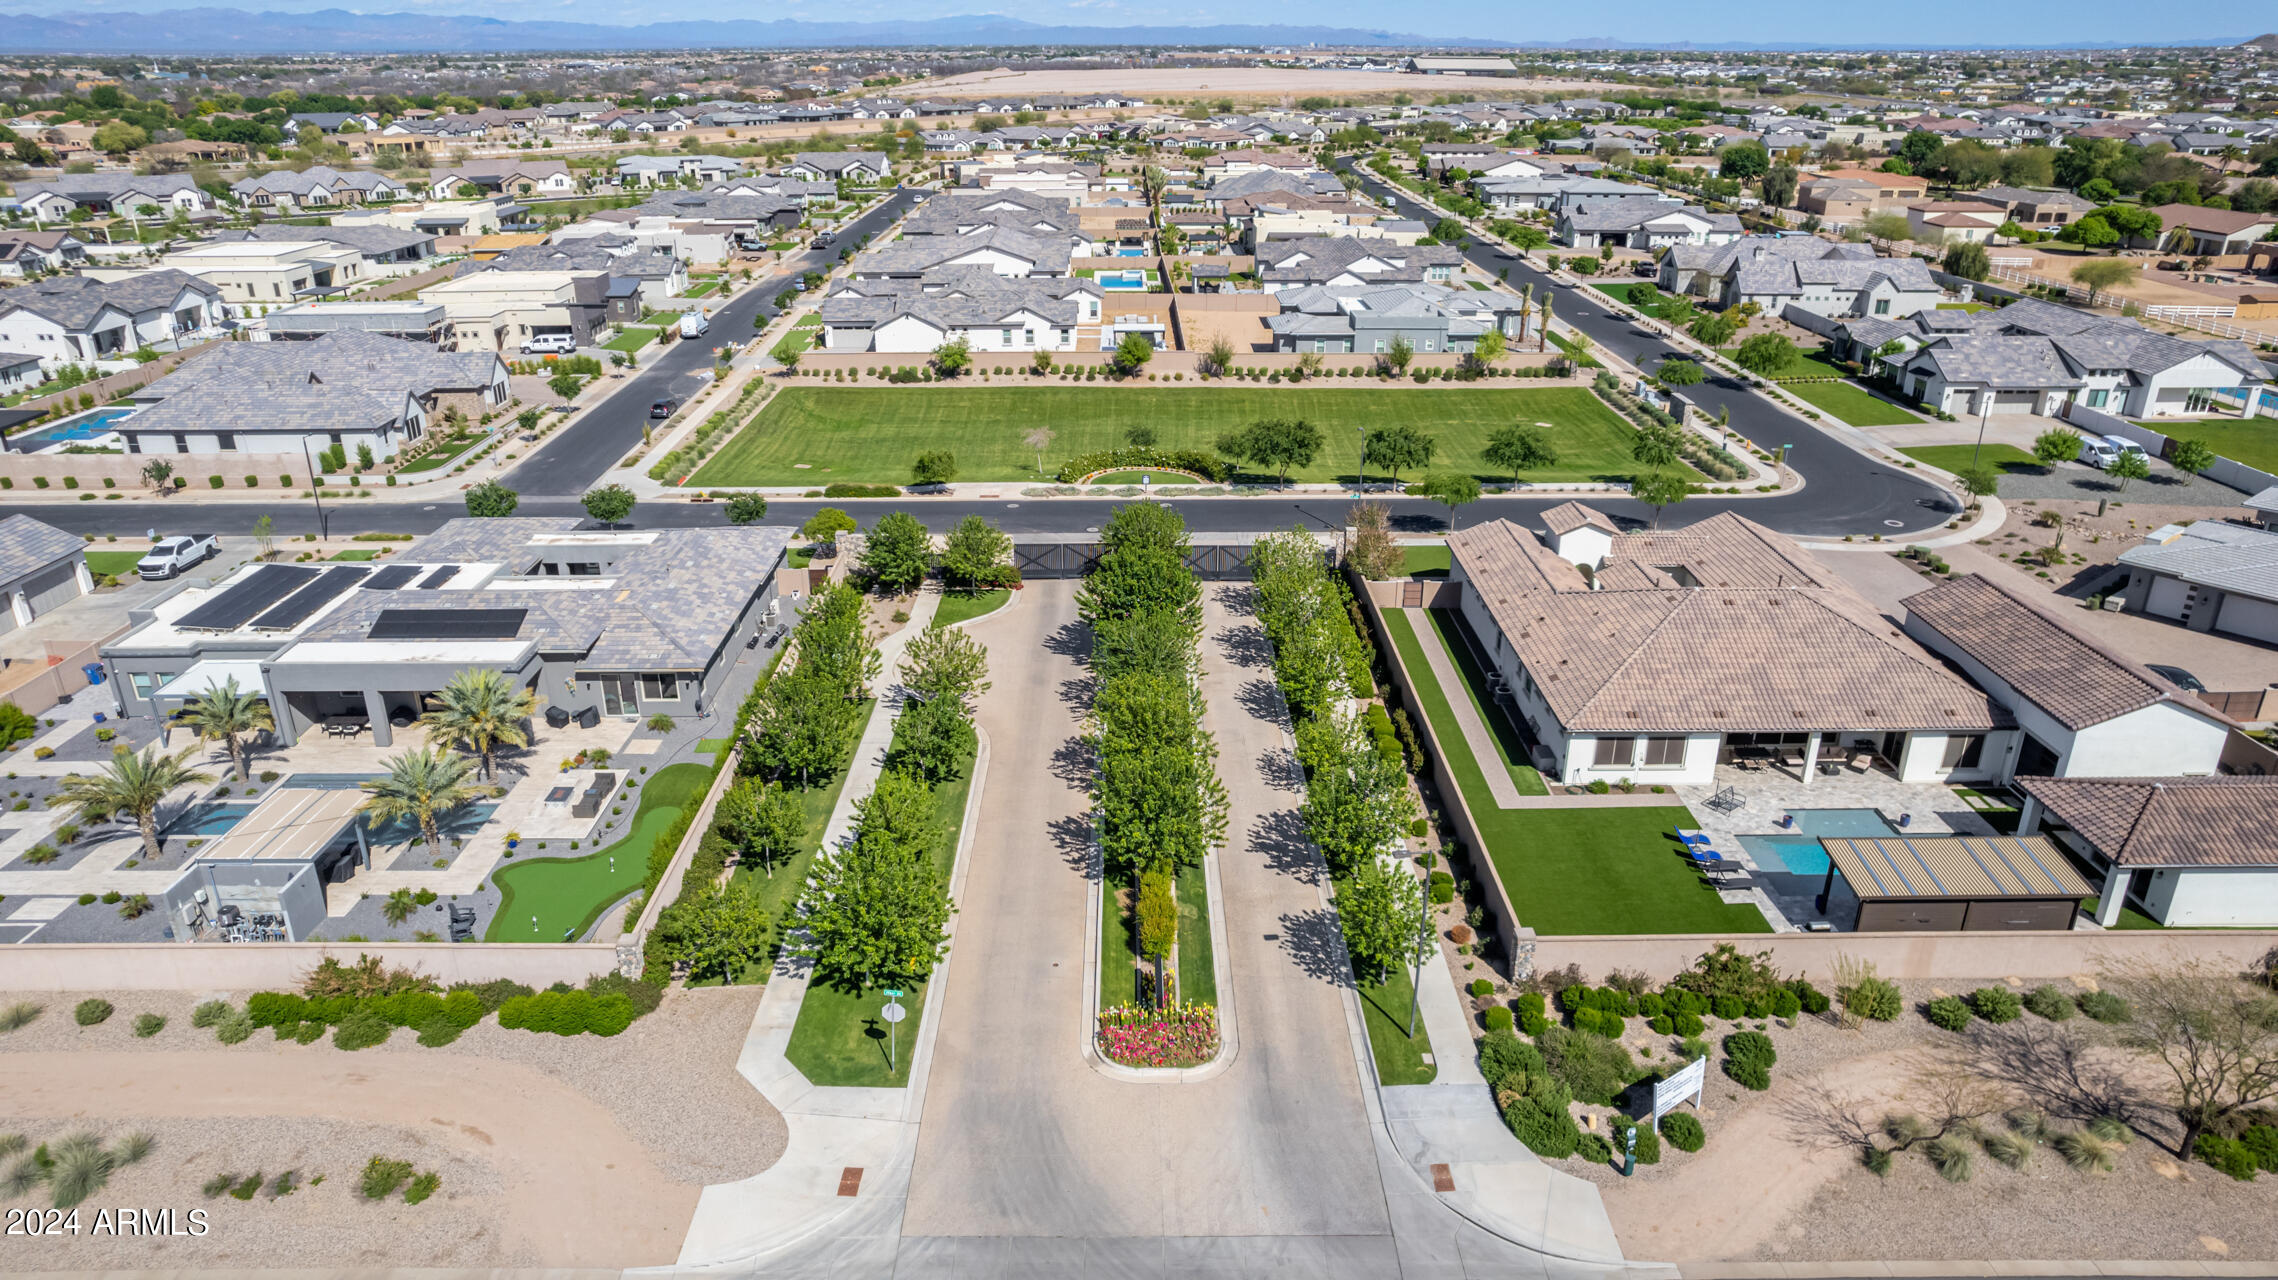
1675, 826, 1712, 847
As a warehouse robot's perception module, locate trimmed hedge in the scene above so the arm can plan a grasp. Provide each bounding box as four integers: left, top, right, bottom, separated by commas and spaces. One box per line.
497, 988, 635, 1037
1054, 446, 1231, 484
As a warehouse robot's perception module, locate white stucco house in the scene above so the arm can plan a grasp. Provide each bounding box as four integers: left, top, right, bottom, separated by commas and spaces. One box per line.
0, 270, 227, 369
2017, 775, 2278, 927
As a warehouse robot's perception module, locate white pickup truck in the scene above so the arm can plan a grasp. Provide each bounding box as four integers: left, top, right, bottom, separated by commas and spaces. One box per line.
137, 534, 221, 580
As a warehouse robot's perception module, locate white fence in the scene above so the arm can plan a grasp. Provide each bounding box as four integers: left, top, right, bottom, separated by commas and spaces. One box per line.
1981, 263, 2269, 343
2063, 401, 2278, 495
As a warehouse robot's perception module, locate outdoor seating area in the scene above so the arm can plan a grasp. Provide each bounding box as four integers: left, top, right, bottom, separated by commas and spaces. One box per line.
1716, 734, 1900, 785
320, 714, 371, 738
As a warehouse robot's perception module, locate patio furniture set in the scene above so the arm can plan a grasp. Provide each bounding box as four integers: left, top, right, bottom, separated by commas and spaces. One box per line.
1675, 826, 1756, 892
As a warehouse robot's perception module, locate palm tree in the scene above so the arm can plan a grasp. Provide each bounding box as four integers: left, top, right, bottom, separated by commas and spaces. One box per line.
418, 668, 540, 782
177, 677, 273, 782
382, 888, 418, 926
360, 747, 491, 860
56, 745, 212, 861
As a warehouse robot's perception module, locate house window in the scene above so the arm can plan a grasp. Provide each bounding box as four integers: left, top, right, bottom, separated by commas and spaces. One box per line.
1643, 736, 1686, 769
1940, 734, 1986, 770
128, 673, 157, 700
639, 674, 680, 702
2087, 390, 2109, 408
1873, 299, 1891, 315
1592, 737, 1635, 768
1001, 329, 1013, 344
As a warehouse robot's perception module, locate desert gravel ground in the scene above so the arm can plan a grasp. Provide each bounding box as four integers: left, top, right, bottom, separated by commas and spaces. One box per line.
1548, 977, 2278, 1264
0, 983, 784, 1267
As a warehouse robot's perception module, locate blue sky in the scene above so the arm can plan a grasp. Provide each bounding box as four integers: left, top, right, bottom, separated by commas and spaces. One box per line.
18, 0, 2241, 46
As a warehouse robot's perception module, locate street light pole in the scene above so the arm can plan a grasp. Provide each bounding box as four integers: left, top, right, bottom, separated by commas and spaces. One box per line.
1407, 866, 1429, 1040
1357, 425, 1368, 494
300, 437, 328, 541
1971, 396, 1992, 469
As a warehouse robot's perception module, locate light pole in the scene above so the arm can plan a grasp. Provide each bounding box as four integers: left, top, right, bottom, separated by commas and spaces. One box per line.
1407, 863, 1430, 1040
1356, 425, 1368, 494
299, 437, 329, 541
1971, 394, 1992, 469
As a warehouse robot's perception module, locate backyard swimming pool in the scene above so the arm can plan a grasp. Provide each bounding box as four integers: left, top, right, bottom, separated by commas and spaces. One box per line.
6, 406, 135, 451
1096, 270, 1150, 290
165, 801, 258, 837
1737, 809, 1900, 876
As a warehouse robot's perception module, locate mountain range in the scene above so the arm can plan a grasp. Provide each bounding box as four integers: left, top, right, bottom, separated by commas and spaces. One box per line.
0, 9, 2259, 54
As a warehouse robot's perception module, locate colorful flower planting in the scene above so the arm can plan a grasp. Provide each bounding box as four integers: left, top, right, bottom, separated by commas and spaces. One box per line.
1097, 1001, 1221, 1068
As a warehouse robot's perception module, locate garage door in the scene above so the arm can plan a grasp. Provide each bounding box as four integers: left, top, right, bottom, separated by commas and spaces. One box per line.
1963, 898, 2077, 931
2145, 575, 2192, 622
1990, 389, 2038, 414
0, 605, 14, 638
23, 564, 80, 618
2216, 594, 2278, 645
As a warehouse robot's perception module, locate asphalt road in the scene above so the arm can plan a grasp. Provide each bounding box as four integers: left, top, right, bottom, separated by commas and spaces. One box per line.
498, 187, 922, 497
1337, 158, 1963, 539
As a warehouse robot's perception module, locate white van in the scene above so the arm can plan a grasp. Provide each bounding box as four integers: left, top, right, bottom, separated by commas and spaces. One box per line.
2080, 435, 2149, 470
521, 333, 576, 355
678, 310, 710, 340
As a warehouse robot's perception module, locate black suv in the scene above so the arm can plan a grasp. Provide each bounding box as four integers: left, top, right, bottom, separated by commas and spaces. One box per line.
650, 399, 677, 418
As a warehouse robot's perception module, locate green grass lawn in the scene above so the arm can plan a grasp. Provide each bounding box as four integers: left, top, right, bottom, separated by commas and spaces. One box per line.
693, 387, 1647, 487
1176, 857, 1215, 1007
788, 549, 814, 569
1547, 331, 1603, 369
485, 762, 711, 942
1358, 964, 1436, 1086
602, 326, 659, 354
1717, 344, 1851, 382
783, 725, 973, 1087
2081, 896, 2166, 930
683, 280, 720, 298
2132, 420, 2278, 476
1899, 443, 2043, 476
1784, 379, 1923, 427
397, 434, 480, 474
1401, 545, 1451, 578
695, 737, 735, 754
932, 588, 1010, 629
1418, 609, 1549, 798
1101, 874, 1133, 1011
1382, 611, 1766, 935
327, 549, 380, 561
82, 550, 146, 577
1937, 302, 1991, 312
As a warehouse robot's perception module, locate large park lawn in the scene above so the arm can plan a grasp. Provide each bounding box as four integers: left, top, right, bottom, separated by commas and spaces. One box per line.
691, 386, 1647, 486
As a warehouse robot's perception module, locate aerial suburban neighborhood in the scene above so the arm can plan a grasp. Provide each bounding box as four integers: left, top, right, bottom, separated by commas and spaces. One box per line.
2, 19, 2278, 1280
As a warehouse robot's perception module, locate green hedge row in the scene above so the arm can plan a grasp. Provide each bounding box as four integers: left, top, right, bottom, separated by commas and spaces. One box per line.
1054, 446, 1230, 485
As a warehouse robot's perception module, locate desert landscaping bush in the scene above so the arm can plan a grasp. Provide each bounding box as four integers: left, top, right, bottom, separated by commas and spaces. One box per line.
2024, 984, 2076, 1021
132, 1013, 165, 1038
331, 1011, 393, 1051
1791, 979, 1830, 1014
1658, 1111, 1705, 1152
359, 1156, 415, 1200
1924, 995, 1973, 1032
73, 998, 113, 1026
213, 1011, 256, 1044
2075, 989, 2130, 1023
1608, 1114, 1661, 1164
2196, 1133, 2259, 1181
1840, 976, 1902, 1022
190, 999, 234, 1028
1720, 1030, 1776, 1090
1538, 1024, 1637, 1106
1968, 986, 2023, 1023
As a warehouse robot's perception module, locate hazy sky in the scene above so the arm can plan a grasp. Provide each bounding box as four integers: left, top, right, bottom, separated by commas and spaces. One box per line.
13, 0, 2248, 46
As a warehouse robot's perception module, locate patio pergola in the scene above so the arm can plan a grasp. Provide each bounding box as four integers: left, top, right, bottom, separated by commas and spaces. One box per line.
1817, 833, 2093, 932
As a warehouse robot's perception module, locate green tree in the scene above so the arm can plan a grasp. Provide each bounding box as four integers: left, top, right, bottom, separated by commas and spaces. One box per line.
1112, 332, 1155, 376
1300, 711, 1419, 879
885, 692, 974, 784
1657, 357, 1704, 387
92, 121, 149, 155
1761, 163, 1799, 209
177, 676, 273, 782
2032, 428, 2084, 467
801, 507, 857, 545
1732, 332, 1798, 377
938, 514, 1011, 590
1689, 310, 1740, 347
580, 483, 636, 525
1414, 471, 1482, 530
1508, 224, 1548, 256
1862, 212, 1912, 242
658, 879, 772, 984
418, 667, 539, 781
2063, 214, 2119, 251
911, 450, 957, 486
1336, 854, 1428, 987
1363, 424, 1436, 483
725, 493, 769, 524
2106, 450, 2150, 495
930, 337, 971, 378
2101, 954, 2278, 1158
1632, 420, 1685, 469
2167, 438, 2215, 475
747, 672, 857, 786
1135, 870, 1177, 1007
1957, 464, 2001, 503
1468, 328, 1507, 372
383, 888, 419, 927
1217, 416, 1324, 486
861, 511, 933, 593
358, 747, 490, 862
1942, 241, 1991, 281
2069, 258, 2135, 307
797, 770, 952, 992
901, 624, 992, 710
1483, 424, 1558, 485
56, 744, 213, 862
1383, 335, 1414, 375
1718, 142, 1769, 181
464, 481, 518, 517
1632, 470, 1691, 529
547, 371, 583, 401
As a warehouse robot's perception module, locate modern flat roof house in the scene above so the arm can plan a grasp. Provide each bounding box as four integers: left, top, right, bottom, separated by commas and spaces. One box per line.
1445, 505, 2006, 790
101, 518, 792, 749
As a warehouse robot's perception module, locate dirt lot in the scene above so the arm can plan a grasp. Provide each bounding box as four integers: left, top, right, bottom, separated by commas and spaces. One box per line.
0, 985, 781, 1269
1564, 978, 2278, 1264
921, 67, 1634, 102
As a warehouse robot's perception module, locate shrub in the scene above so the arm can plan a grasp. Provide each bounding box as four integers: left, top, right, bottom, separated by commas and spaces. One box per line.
360, 1156, 416, 1200
333, 1011, 393, 1051
404, 1171, 442, 1204
2195, 1132, 2258, 1180
293, 1020, 326, 1044
1659, 1110, 1705, 1152
1478, 1029, 1544, 1089
248, 991, 308, 1028
1721, 1031, 1775, 1091
2238, 1124, 2278, 1174
1925, 995, 1973, 1032
1428, 871, 1455, 904
2076, 990, 2130, 1023
1711, 995, 1743, 1021
2024, 985, 2076, 1021
1515, 991, 1549, 1036
1538, 1024, 1637, 1106
191, 999, 234, 1028
132, 1013, 165, 1038
2055, 1129, 2117, 1173
1672, 1010, 1704, 1037
1502, 1074, 1581, 1160
1483, 1006, 1514, 1033
214, 1012, 255, 1044
1791, 979, 1830, 1014
1841, 977, 1902, 1022
1968, 986, 2023, 1024
1573, 1006, 1624, 1039
1636, 991, 1665, 1018
1769, 987, 1801, 1019
1575, 1130, 1613, 1164
1925, 1133, 1975, 1183
1470, 978, 1493, 998
73, 998, 113, 1026
1982, 1129, 2033, 1170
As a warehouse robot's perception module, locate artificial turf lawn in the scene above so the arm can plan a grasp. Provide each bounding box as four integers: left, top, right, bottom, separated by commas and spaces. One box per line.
1899, 444, 2044, 476
1401, 546, 1452, 578
1380, 610, 1768, 936
396, 434, 480, 474
602, 326, 659, 353
783, 727, 974, 1087
1783, 379, 1923, 427
2131, 419, 2278, 476
932, 588, 1010, 629
1421, 608, 1549, 797
485, 762, 710, 942
1358, 963, 1436, 1086
691, 387, 1646, 487
82, 551, 146, 577
327, 549, 380, 561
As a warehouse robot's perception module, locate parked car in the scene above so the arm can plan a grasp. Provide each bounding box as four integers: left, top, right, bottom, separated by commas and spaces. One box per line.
650, 398, 678, 419
2147, 664, 2206, 693
678, 310, 710, 340
521, 333, 576, 355
810, 231, 835, 249
137, 534, 220, 580
2080, 435, 2149, 470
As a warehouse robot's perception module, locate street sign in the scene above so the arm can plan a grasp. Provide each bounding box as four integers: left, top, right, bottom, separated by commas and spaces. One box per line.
883, 988, 904, 999
881, 999, 907, 1071
1652, 1055, 1707, 1121
879, 1002, 907, 1024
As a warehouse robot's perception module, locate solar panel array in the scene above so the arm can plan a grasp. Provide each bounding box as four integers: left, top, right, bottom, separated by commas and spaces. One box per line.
415, 565, 460, 589
366, 608, 529, 641
176, 564, 320, 632
362, 565, 421, 592
249, 566, 371, 631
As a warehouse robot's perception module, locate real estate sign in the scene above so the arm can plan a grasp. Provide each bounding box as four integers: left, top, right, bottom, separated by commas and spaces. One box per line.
1651, 1055, 1706, 1121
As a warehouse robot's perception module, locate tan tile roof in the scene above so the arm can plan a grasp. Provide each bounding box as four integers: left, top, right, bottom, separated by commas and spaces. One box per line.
1541, 500, 1619, 536
1450, 515, 2002, 735
1902, 573, 2220, 732
2016, 776, 2278, 868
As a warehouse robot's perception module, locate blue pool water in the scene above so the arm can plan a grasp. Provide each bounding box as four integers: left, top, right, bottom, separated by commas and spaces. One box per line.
1116, 247, 1145, 257
363, 801, 499, 848
1737, 809, 1900, 877
166, 801, 257, 837
1096, 270, 1149, 290
9, 406, 134, 449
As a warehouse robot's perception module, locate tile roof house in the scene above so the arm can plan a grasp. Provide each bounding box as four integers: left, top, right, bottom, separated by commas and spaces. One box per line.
1254, 236, 1464, 291
1264, 283, 1524, 355
1555, 198, 1739, 250
2144, 204, 2278, 256
427, 158, 576, 198
229, 166, 410, 210
0, 230, 89, 277
782, 152, 892, 183
1665, 235, 1941, 322
0, 270, 226, 370
0, 514, 93, 634
1445, 509, 2006, 788
2017, 776, 2278, 926
850, 225, 1072, 280
819, 267, 1104, 353
2114, 519, 2278, 645
457, 238, 688, 308
1880, 298, 2266, 418
5, 173, 210, 220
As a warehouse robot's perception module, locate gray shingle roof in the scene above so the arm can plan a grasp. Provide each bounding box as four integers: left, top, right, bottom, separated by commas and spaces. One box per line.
212, 222, 433, 258
0, 270, 219, 331
7, 173, 201, 207
0, 515, 84, 585
852, 225, 1071, 276
2117, 520, 2278, 605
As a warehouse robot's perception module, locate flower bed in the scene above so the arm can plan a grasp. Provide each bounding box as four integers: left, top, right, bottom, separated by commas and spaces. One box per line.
1097, 1001, 1220, 1069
